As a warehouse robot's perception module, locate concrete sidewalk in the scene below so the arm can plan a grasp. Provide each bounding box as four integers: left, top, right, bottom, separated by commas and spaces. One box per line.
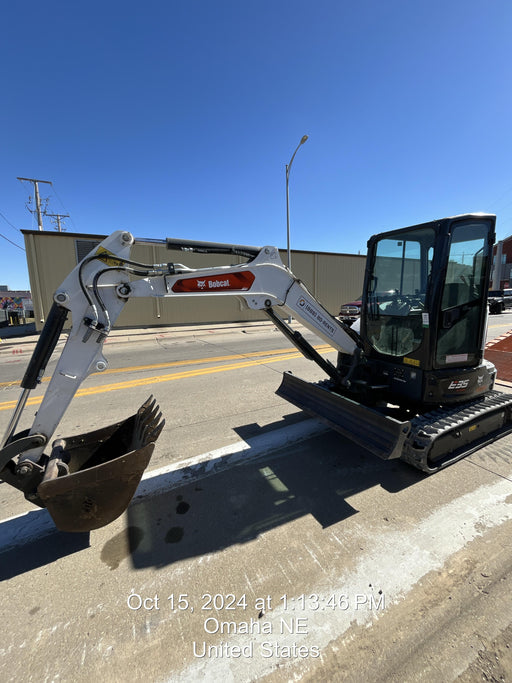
1, 419, 512, 682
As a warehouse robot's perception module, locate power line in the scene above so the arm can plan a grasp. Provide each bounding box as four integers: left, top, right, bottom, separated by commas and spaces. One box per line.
45, 212, 69, 232
51, 183, 77, 230
0, 231, 25, 251
17, 177, 53, 231
489, 181, 512, 210
16, 176, 77, 232
0, 211, 22, 233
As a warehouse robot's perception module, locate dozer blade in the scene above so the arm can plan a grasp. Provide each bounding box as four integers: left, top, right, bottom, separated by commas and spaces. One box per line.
36, 396, 165, 533
276, 372, 411, 460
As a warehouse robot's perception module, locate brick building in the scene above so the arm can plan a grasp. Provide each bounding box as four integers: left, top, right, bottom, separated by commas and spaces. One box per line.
492, 238, 512, 289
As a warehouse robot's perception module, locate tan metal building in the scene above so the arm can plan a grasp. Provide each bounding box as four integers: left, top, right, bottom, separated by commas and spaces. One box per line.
22, 230, 366, 331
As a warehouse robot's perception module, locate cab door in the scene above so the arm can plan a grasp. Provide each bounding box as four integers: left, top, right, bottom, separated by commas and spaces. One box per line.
435, 218, 495, 368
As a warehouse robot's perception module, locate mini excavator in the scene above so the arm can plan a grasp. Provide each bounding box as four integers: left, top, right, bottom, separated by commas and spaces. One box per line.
2, 213, 511, 532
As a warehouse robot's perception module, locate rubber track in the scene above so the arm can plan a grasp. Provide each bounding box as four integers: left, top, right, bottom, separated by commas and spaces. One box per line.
401, 391, 512, 473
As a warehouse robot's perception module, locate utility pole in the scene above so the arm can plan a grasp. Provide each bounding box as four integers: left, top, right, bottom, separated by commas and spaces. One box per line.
45, 212, 69, 232
17, 177, 53, 231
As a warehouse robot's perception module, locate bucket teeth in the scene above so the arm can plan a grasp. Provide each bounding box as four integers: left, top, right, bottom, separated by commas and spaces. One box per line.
147, 417, 165, 444
35, 396, 165, 533
133, 396, 165, 449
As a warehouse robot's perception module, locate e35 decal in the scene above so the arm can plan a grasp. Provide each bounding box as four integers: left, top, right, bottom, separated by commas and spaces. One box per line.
448, 379, 470, 391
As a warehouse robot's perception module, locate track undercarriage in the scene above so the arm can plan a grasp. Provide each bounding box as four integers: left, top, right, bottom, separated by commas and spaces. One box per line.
277, 372, 512, 473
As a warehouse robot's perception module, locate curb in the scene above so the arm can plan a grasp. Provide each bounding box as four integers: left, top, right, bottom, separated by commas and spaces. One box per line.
134, 417, 328, 500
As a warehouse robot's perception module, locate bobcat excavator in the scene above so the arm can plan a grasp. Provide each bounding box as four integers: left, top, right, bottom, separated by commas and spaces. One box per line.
1, 212, 511, 533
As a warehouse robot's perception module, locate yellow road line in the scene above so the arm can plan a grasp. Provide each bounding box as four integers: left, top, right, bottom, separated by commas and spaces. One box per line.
94, 344, 331, 376
0, 344, 330, 389
0, 349, 335, 411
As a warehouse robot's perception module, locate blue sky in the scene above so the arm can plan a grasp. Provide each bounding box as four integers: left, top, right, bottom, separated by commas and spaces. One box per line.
1, 0, 512, 290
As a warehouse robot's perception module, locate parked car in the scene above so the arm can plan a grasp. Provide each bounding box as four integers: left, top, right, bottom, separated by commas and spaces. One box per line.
339, 290, 398, 325
339, 299, 362, 325
488, 288, 512, 314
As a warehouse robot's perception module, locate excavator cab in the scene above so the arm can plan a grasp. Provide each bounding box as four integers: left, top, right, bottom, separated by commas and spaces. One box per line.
280, 213, 512, 474
355, 214, 496, 405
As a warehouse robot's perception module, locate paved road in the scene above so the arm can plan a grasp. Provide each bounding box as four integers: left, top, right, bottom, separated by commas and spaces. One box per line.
0, 323, 334, 475
0, 319, 512, 681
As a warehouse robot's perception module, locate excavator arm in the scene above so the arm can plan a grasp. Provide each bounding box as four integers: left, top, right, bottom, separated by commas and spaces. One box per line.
0, 230, 359, 532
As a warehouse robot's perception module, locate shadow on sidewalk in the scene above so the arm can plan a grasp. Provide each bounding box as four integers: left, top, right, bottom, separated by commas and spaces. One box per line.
0, 429, 423, 579
0, 322, 36, 339
124, 430, 422, 570
0, 507, 90, 580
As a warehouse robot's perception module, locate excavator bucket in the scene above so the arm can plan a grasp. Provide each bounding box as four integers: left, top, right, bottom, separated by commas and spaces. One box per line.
35, 397, 165, 533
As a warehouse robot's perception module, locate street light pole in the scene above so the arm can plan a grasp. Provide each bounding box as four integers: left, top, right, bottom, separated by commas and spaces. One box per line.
286, 135, 308, 270
285, 135, 308, 321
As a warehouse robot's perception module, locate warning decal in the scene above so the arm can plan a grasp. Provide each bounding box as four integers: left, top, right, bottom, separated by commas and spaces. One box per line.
95, 247, 122, 267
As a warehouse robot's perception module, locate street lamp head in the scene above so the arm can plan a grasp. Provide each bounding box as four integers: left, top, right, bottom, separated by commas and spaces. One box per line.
300, 135, 308, 145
